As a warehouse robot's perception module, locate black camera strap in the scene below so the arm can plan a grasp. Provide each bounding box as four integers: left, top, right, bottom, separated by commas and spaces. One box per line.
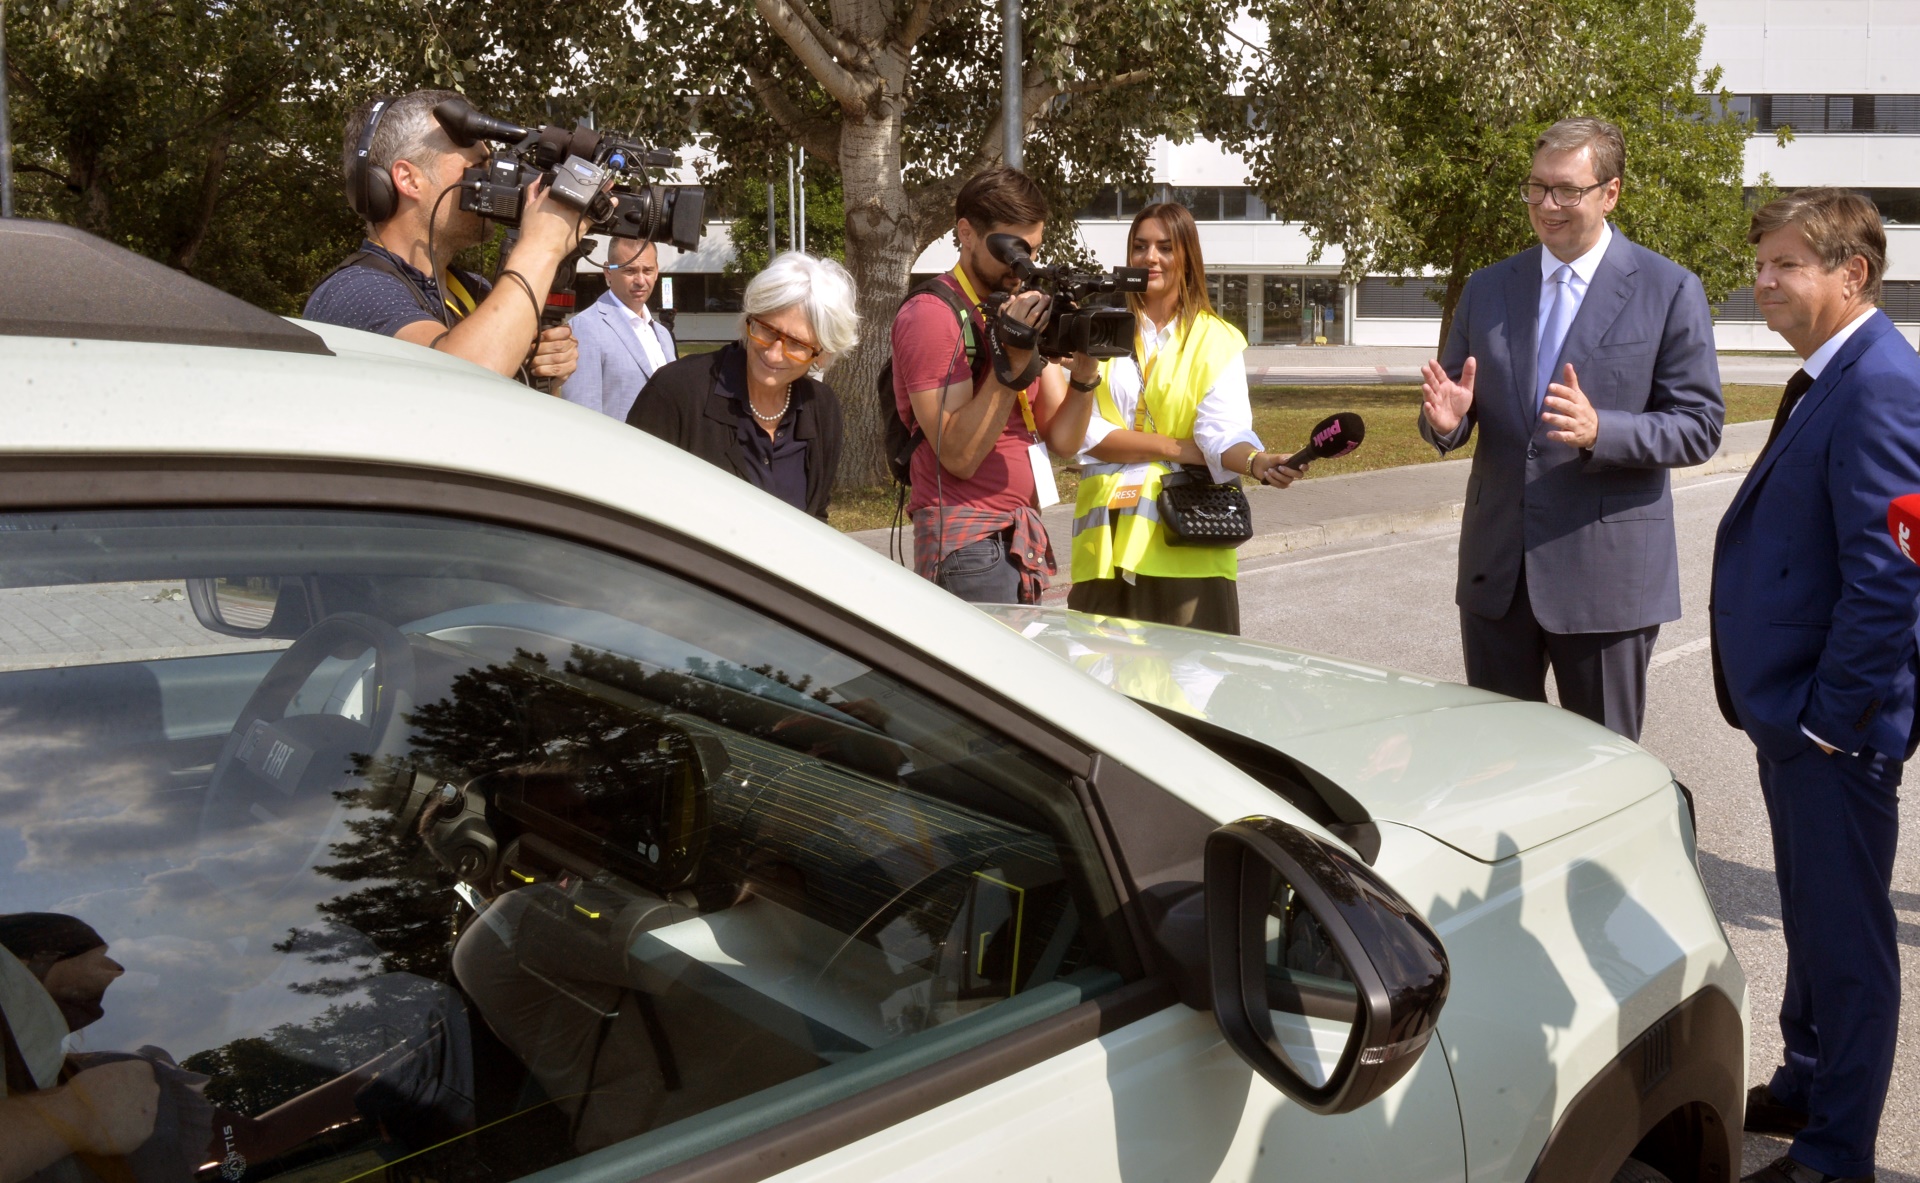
987, 318, 1047, 391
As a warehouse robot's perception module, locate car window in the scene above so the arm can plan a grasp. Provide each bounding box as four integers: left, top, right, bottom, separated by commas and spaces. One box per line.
0, 508, 1130, 1182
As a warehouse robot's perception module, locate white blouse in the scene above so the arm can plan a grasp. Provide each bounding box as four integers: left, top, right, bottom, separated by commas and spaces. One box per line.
1077, 312, 1261, 484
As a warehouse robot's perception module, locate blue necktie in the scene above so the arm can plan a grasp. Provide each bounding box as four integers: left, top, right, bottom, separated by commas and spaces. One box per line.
1536, 263, 1575, 411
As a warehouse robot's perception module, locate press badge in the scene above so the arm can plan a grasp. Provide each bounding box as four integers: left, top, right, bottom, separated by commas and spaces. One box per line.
1029, 442, 1061, 508
1107, 462, 1151, 511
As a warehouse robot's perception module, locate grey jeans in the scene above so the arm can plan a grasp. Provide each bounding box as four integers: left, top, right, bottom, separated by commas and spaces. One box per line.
936, 530, 1022, 605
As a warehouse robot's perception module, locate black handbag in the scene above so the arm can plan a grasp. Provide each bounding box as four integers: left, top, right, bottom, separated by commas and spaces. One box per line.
1156, 465, 1254, 547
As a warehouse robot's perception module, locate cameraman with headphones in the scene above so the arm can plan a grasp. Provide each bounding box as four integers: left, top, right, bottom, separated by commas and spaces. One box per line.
305, 90, 587, 382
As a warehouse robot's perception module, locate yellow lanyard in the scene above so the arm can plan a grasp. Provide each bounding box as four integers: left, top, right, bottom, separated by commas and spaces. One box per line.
1132, 322, 1173, 433
443, 271, 478, 322
952, 263, 1039, 435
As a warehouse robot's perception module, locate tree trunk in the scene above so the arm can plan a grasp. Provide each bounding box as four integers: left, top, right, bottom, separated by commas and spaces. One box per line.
172, 128, 233, 273
832, 96, 920, 489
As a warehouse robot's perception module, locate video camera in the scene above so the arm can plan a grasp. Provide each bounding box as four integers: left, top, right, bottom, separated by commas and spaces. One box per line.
984, 233, 1147, 359
432, 97, 705, 251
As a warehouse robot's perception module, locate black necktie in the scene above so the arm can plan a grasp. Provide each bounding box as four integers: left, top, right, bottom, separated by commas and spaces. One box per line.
1763, 368, 1815, 457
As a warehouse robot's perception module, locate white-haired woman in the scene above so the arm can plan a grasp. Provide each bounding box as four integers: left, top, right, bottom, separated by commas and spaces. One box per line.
628, 252, 858, 519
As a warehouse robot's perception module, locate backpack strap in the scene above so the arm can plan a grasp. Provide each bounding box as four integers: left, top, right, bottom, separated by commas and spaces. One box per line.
901, 277, 985, 378
316, 249, 453, 327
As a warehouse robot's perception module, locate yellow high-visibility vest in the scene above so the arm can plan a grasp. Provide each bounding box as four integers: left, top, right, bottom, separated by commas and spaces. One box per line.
1072, 311, 1249, 583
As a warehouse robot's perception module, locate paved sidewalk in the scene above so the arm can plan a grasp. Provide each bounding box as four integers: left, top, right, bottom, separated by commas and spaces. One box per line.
1244, 344, 1799, 387
849, 418, 1771, 601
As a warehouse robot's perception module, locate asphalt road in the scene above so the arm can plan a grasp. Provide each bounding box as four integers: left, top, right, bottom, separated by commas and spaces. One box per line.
1235, 471, 1920, 1180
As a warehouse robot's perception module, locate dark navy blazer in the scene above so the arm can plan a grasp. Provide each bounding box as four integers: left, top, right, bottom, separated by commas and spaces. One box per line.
1712, 310, 1920, 762
1422, 229, 1725, 633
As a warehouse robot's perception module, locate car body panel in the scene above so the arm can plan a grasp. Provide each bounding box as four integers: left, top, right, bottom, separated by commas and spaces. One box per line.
1382, 795, 1747, 1182
765, 998, 1467, 1183
986, 606, 1677, 861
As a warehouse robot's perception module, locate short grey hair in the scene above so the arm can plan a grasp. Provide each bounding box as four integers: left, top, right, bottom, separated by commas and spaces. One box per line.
739, 252, 860, 366
1535, 117, 1626, 185
341, 89, 462, 224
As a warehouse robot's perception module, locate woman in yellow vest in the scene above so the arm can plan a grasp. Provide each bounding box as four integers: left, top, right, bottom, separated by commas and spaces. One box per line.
1068, 202, 1301, 635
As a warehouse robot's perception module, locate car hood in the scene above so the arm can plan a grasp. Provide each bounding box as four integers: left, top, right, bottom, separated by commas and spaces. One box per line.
984, 606, 1674, 862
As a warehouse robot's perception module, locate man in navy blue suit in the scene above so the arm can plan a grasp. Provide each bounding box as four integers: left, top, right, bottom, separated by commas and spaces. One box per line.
1420, 117, 1724, 741
1713, 189, 1920, 1183
563, 238, 677, 421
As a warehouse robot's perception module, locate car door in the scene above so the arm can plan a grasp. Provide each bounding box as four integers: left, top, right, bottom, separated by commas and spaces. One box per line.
0, 462, 1463, 1183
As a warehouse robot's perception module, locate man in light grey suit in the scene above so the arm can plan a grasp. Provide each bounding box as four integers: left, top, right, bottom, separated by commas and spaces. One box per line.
1418, 117, 1724, 740
563, 238, 676, 421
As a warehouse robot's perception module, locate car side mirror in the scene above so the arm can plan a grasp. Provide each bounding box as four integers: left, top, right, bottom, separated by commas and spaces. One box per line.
1205, 816, 1449, 1115
187, 576, 315, 639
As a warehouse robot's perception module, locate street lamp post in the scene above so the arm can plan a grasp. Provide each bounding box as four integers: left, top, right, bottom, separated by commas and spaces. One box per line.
1002, 0, 1021, 170
1, 0, 14, 218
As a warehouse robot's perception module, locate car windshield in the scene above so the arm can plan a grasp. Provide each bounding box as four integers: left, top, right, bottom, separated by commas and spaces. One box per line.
0, 509, 1125, 1183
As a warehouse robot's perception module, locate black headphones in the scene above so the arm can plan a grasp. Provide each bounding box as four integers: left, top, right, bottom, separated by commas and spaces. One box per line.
347, 95, 398, 223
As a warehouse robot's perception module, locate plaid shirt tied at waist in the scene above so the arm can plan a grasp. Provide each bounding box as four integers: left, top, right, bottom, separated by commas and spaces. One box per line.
911, 505, 1057, 604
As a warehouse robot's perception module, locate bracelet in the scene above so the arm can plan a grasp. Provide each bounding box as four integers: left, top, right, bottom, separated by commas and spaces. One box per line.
1068, 372, 1101, 393
1244, 452, 1261, 478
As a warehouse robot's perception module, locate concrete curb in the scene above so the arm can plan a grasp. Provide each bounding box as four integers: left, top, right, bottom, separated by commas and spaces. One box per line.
1233, 448, 1760, 563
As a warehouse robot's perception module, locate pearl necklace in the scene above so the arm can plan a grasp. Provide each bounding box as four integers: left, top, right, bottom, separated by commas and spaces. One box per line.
750, 382, 792, 424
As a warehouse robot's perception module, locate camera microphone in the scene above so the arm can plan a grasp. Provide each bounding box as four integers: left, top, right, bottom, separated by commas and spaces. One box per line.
1281, 412, 1367, 470
1888, 494, 1920, 565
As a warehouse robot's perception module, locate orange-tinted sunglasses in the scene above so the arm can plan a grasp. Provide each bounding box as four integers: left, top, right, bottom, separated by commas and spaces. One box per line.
746, 315, 823, 363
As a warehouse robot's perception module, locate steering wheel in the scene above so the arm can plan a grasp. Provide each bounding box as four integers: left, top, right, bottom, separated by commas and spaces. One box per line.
200, 613, 418, 862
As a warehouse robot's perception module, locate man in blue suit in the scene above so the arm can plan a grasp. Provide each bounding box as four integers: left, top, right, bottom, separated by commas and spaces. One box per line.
1419, 117, 1724, 740
563, 238, 676, 421
1713, 189, 1920, 1183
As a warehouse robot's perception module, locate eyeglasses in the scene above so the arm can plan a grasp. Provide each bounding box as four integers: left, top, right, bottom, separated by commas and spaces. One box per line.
1520, 180, 1609, 207
746, 315, 823, 363
604, 260, 654, 273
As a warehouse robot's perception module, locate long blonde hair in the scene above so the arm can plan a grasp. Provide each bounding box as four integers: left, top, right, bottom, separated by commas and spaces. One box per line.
1124, 202, 1214, 332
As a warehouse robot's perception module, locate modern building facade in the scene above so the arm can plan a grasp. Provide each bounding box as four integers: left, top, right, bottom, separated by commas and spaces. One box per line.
652, 1, 1920, 351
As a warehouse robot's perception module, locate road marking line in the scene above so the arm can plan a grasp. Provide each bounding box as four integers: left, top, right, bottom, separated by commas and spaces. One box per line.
1242, 471, 1738, 579
1649, 635, 1712, 671
1241, 530, 1458, 575
1676, 475, 1741, 493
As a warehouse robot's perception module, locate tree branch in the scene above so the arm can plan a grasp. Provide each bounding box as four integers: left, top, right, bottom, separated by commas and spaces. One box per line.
17, 161, 78, 189
1059, 68, 1153, 97
746, 64, 845, 162
891, 0, 935, 50
754, 0, 873, 108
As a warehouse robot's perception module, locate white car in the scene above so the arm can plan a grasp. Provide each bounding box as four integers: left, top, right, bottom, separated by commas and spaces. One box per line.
0, 221, 1745, 1183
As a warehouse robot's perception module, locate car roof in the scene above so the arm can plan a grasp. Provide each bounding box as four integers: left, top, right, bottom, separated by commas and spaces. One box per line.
0, 316, 1280, 831
0, 219, 332, 355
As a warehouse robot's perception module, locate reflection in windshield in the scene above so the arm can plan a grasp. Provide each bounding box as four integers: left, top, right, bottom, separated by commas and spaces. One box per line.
0, 509, 1121, 1183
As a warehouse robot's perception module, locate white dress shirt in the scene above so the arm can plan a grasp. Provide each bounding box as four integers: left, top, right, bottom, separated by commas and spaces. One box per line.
1792, 306, 1878, 754
1079, 312, 1261, 484
1538, 221, 1614, 357
619, 298, 670, 374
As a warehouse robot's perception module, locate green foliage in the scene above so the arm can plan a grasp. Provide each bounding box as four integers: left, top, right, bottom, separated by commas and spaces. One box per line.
7, 0, 688, 314
722, 156, 848, 277
1230, 0, 1754, 335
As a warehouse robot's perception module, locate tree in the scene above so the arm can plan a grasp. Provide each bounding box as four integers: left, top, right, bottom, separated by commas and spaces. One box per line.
6, 0, 690, 313
1229, 0, 1755, 346
639, 0, 1243, 487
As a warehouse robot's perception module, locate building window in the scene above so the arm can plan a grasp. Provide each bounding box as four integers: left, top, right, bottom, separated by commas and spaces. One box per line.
1706, 94, 1920, 134
1741, 188, 1920, 225
1713, 280, 1920, 322
667, 273, 747, 313
1356, 278, 1444, 319
1076, 186, 1271, 221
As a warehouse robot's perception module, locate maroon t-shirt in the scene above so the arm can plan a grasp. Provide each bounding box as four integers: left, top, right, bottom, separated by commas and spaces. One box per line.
891, 275, 1039, 516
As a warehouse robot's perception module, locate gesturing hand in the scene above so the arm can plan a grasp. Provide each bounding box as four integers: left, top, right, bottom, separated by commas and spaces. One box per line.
1542, 363, 1599, 449
1421, 357, 1476, 434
